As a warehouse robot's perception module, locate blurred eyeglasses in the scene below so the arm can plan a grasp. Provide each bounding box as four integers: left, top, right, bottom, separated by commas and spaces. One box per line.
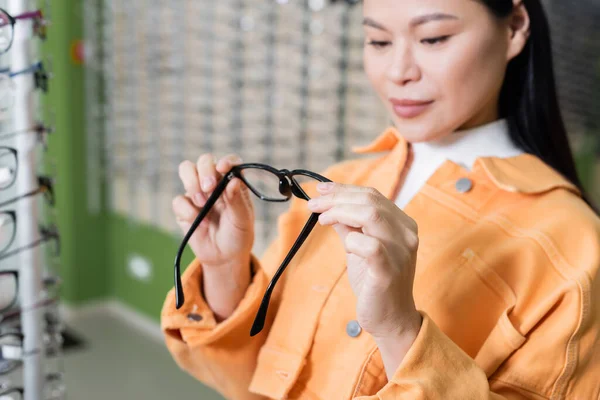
0, 271, 61, 315
0, 211, 60, 261
0, 7, 48, 55
0, 386, 23, 399
0, 123, 54, 149
172, 163, 332, 337
0, 61, 51, 113
0, 271, 17, 313
0, 146, 16, 190
0, 175, 55, 208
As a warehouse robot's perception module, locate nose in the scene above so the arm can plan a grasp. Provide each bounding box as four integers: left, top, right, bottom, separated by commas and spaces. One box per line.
385, 42, 421, 85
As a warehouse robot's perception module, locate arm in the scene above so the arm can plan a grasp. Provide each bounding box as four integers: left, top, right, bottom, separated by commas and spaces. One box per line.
161, 202, 310, 400
356, 282, 600, 399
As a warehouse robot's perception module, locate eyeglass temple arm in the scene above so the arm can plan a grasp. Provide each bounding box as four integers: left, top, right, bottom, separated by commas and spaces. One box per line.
0, 178, 49, 208
174, 172, 233, 309
250, 212, 320, 337
13, 10, 42, 21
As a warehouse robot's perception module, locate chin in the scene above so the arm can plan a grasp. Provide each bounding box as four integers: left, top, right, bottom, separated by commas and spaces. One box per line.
390, 117, 448, 144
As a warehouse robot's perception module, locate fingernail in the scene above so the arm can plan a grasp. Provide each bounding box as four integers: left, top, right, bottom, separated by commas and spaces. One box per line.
319, 213, 332, 225
307, 198, 318, 209
201, 177, 214, 191
317, 182, 334, 191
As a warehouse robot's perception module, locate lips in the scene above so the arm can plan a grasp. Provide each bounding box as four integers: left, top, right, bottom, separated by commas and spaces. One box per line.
389, 98, 434, 118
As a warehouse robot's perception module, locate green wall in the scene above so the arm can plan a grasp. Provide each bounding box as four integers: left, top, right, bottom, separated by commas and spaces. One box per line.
44, 0, 195, 322
106, 215, 195, 319
43, 0, 108, 305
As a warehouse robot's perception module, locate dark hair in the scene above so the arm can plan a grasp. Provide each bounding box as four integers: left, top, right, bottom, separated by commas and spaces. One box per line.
481, 0, 598, 213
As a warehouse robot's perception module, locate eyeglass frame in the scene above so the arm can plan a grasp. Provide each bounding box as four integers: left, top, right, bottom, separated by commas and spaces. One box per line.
173, 162, 332, 337
0, 175, 55, 208
0, 210, 60, 261
0, 146, 17, 190
0, 61, 51, 95
0, 270, 18, 312
0, 122, 54, 146
0, 7, 47, 55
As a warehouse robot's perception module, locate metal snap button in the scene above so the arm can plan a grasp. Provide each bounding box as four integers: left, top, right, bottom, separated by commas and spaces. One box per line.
455, 178, 473, 193
346, 320, 362, 338
187, 313, 203, 322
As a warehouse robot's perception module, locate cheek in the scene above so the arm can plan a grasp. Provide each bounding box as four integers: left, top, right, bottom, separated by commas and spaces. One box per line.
363, 50, 388, 98
428, 34, 507, 120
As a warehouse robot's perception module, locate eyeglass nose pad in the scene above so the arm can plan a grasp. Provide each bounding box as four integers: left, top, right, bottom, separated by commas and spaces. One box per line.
278, 178, 292, 197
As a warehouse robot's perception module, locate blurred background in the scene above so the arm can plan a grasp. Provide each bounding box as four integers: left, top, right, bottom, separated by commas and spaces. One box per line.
0, 0, 599, 399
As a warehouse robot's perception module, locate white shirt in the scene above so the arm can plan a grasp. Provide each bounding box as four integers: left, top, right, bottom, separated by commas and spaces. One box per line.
394, 119, 524, 209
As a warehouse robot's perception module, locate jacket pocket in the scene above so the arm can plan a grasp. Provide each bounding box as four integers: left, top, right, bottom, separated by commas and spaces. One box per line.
463, 249, 527, 377
474, 308, 526, 377
416, 247, 525, 369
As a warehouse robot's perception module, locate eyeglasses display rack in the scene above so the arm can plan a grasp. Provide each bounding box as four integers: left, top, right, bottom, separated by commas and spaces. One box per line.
0, 0, 64, 399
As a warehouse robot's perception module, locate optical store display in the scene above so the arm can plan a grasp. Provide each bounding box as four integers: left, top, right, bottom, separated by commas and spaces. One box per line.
0, 1, 64, 399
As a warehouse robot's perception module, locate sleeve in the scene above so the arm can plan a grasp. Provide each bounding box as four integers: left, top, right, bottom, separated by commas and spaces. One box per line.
355, 287, 600, 399
161, 199, 310, 400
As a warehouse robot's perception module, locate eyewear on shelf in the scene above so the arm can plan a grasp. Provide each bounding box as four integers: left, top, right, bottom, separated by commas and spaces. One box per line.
0, 7, 48, 55
0, 123, 54, 148
0, 271, 61, 315
0, 271, 17, 313
172, 162, 332, 337
0, 386, 23, 399
0, 374, 63, 399
0, 175, 55, 208
0, 61, 51, 112
0, 211, 60, 261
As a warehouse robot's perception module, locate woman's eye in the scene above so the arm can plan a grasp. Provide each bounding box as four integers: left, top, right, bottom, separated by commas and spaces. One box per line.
366, 40, 391, 49
421, 36, 451, 45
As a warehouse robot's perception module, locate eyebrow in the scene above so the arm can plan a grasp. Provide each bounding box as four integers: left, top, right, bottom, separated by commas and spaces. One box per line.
363, 13, 459, 31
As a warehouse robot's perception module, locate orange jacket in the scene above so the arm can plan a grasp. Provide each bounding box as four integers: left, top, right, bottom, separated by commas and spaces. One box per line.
162, 127, 600, 399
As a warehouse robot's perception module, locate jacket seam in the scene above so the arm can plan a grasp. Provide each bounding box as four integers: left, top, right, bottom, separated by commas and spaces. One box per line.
486, 215, 590, 399
420, 185, 479, 222
489, 378, 550, 399
352, 345, 381, 398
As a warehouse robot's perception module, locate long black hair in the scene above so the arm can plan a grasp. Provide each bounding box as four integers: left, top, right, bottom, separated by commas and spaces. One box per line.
482, 0, 598, 213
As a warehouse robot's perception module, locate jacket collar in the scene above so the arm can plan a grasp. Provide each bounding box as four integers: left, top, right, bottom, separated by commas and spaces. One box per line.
351, 126, 581, 197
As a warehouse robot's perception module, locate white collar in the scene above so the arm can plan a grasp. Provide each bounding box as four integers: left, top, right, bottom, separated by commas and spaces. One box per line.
410, 118, 523, 171
395, 118, 524, 209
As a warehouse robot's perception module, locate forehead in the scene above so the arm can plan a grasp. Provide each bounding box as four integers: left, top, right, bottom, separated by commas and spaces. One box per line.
362, 0, 482, 20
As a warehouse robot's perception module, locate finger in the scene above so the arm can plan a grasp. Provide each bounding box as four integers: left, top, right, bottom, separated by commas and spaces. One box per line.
178, 160, 202, 202
316, 182, 377, 195
196, 153, 219, 194
172, 195, 200, 224
318, 204, 391, 238
215, 154, 249, 201
215, 154, 243, 175
308, 189, 382, 213
344, 231, 388, 262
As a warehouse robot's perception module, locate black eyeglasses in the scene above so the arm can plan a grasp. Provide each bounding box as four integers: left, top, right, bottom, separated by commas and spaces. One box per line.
0, 175, 55, 208
0, 211, 60, 261
173, 163, 331, 336
0, 270, 17, 312
0, 386, 23, 399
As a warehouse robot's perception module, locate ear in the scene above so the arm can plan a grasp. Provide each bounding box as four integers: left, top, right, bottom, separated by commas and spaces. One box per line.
506, 0, 531, 61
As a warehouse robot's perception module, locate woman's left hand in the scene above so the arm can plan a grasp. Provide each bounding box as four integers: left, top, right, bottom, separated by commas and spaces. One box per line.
307, 182, 423, 341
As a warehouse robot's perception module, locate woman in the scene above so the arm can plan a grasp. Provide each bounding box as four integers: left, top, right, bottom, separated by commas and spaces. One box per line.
162, 0, 600, 398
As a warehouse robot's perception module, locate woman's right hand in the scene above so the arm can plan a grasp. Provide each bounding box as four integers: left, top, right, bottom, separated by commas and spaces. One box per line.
172, 153, 255, 270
